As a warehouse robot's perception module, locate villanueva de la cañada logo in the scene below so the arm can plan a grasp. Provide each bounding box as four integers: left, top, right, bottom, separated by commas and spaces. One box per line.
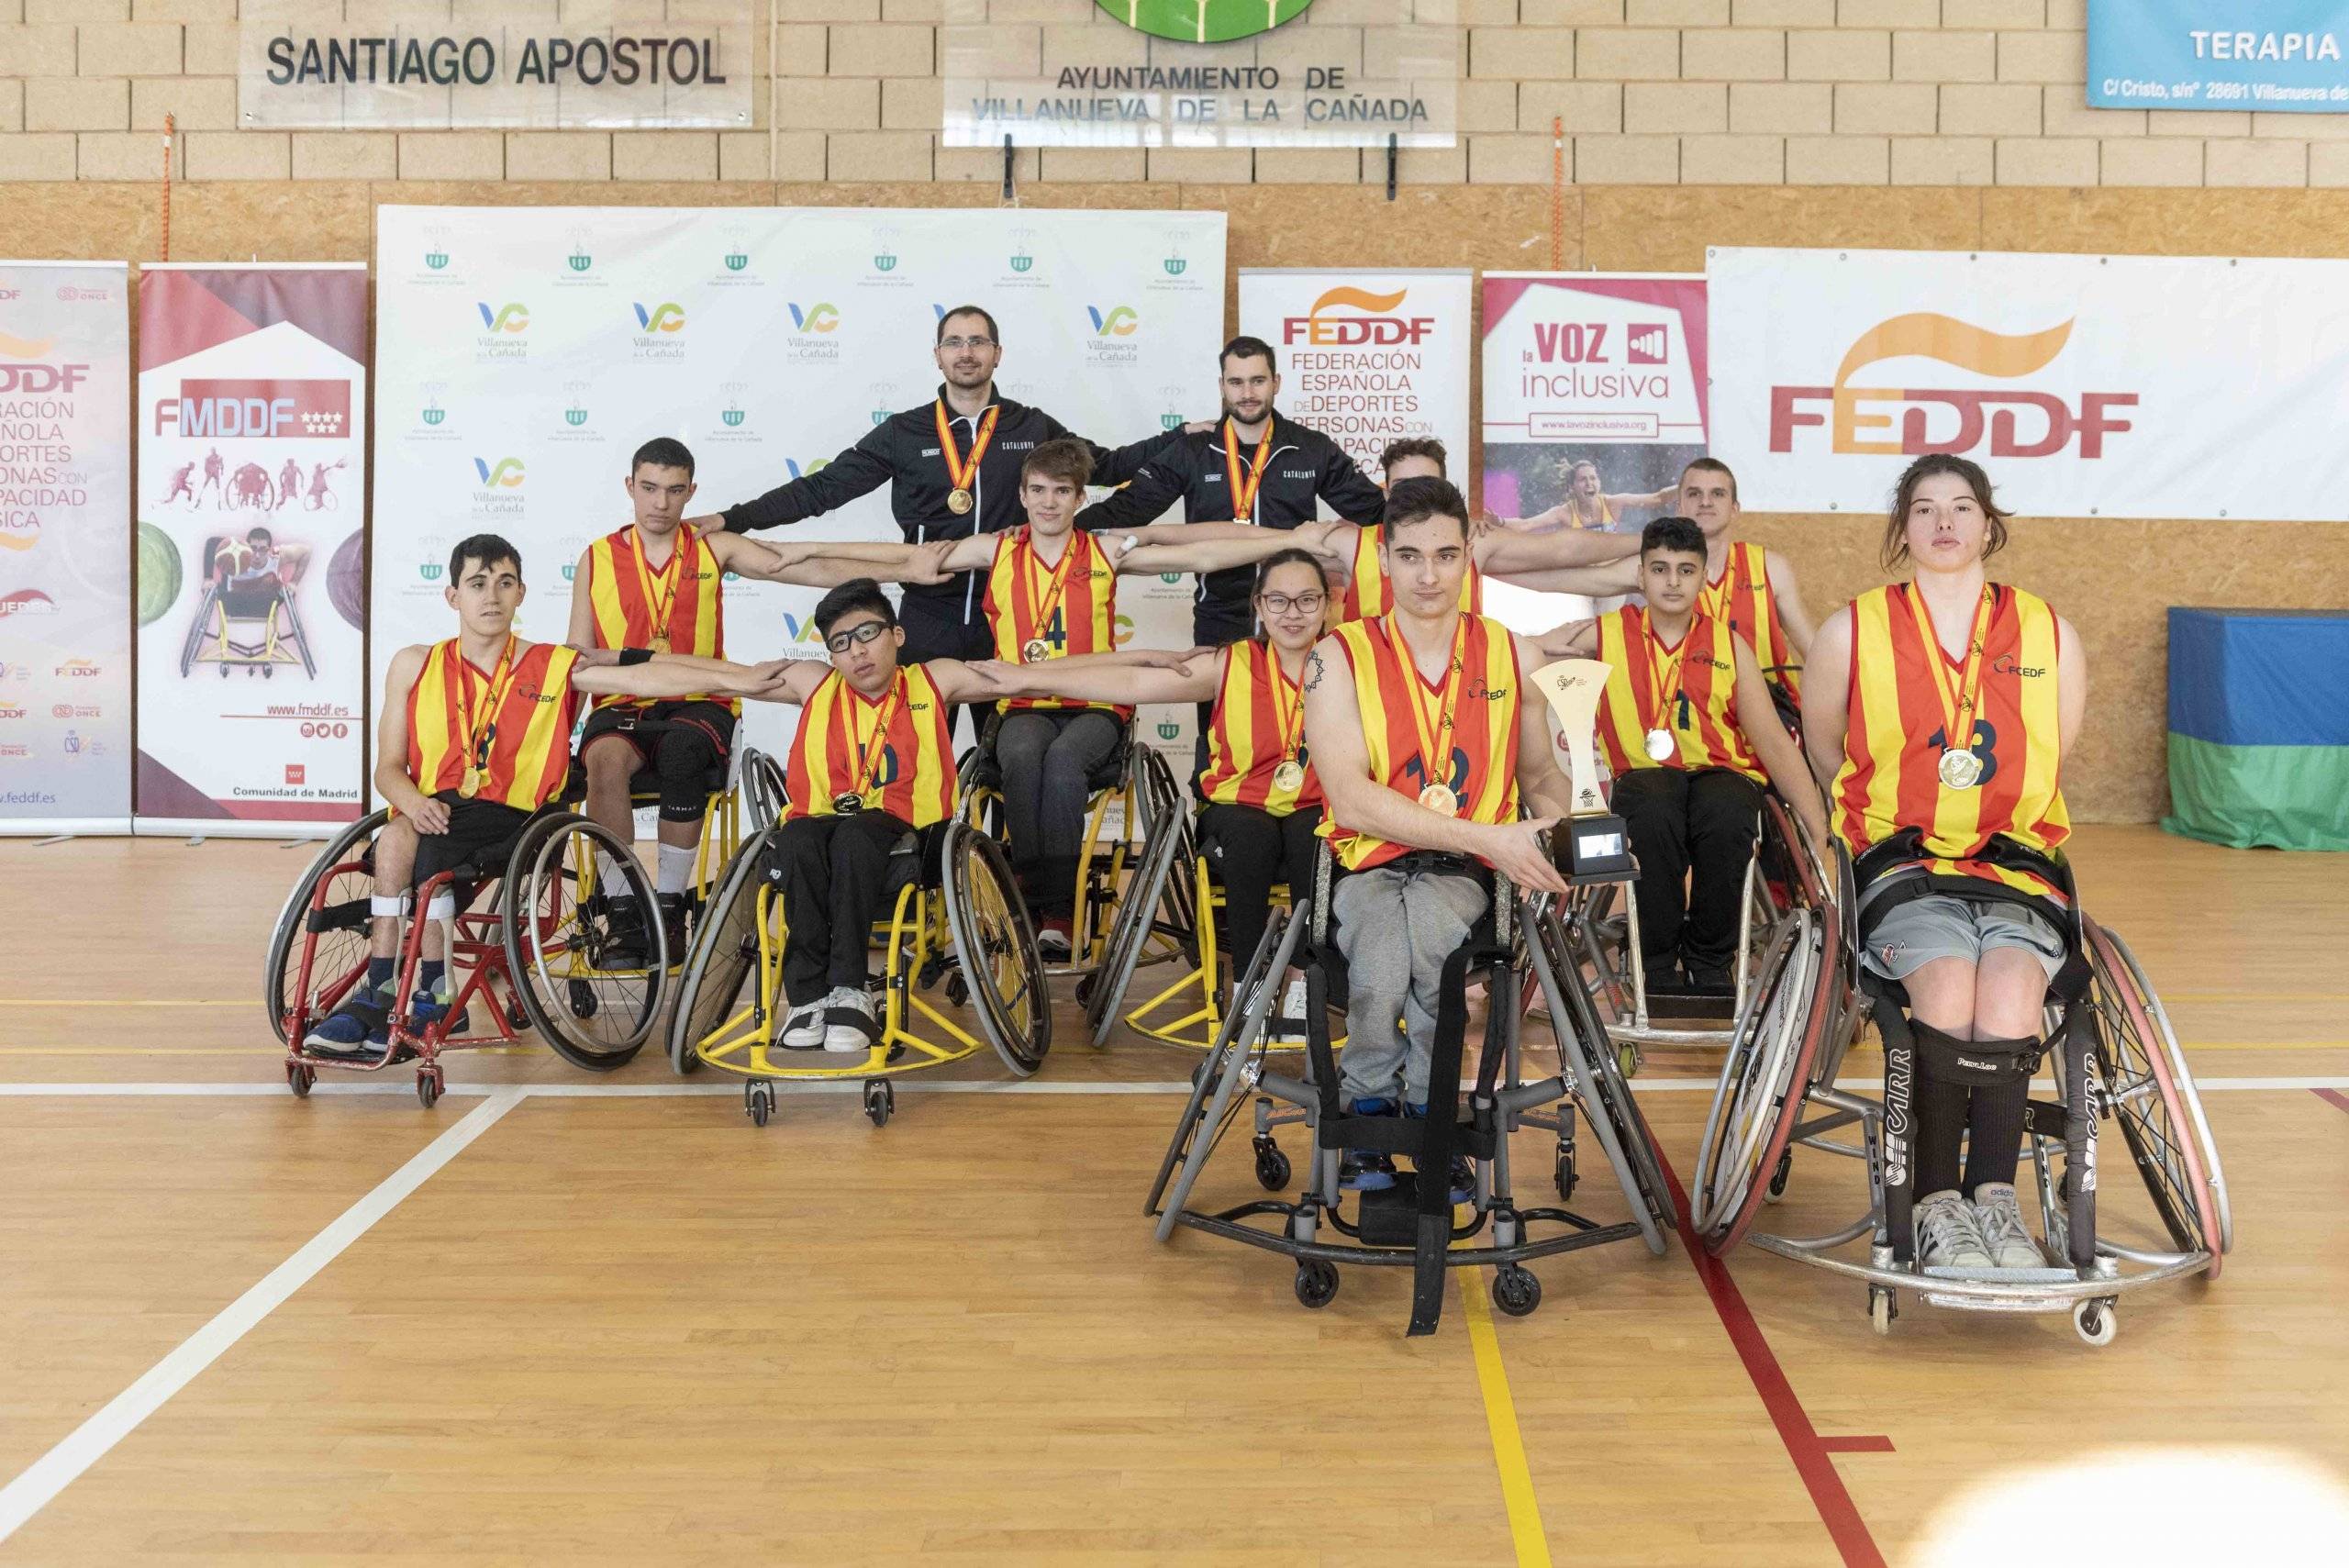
1103, 0, 1312, 47
1768, 313, 2138, 461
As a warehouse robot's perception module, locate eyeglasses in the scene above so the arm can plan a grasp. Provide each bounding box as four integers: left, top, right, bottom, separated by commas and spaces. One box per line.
938, 336, 996, 351
1256, 593, 1325, 616
825, 620, 891, 654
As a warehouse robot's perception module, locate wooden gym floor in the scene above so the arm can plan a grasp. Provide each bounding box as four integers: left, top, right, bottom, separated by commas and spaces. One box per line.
0, 823, 2343, 1565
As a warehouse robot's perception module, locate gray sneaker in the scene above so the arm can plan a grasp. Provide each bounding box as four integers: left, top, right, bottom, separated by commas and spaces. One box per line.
780, 996, 828, 1050
1915, 1188, 1994, 1272
822, 985, 878, 1053
1971, 1183, 2049, 1270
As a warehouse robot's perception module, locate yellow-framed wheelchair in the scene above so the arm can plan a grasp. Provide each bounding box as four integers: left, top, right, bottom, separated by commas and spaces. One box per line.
178, 534, 316, 679
665, 815, 1050, 1128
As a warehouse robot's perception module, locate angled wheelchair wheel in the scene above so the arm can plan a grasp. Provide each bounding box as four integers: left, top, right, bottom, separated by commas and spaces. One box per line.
1692, 906, 1824, 1249
667, 827, 773, 1076
264, 807, 389, 1045
1085, 810, 1190, 1048
1531, 903, 1675, 1230
504, 812, 666, 1071
740, 748, 789, 829
942, 821, 1050, 1075
2082, 917, 2228, 1269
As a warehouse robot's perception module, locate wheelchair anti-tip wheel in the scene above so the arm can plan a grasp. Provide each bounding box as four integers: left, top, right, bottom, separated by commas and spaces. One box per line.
503, 811, 667, 1071
264, 806, 390, 1045
942, 821, 1051, 1075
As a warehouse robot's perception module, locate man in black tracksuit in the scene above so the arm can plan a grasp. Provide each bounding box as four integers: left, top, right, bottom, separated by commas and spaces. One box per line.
1073, 334, 1387, 647
688, 305, 1174, 675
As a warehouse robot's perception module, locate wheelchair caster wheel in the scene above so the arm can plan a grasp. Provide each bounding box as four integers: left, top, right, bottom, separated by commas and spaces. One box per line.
863, 1079, 895, 1128
944, 973, 970, 1008
2073, 1299, 2117, 1347
1764, 1151, 1793, 1205
1492, 1267, 1542, 1318
568, 979, 598, 1020
1073, 973, 1096, 1007
1252, 1138, 1291, 1191
745, 1080, 774, 1128
285, 1061, 315, 1098
1616, 1041, 1641, 1080
415, 1069, 442, 1110
1868, 1286, 1897, 1337
1553, 1150, 1577, 1202
1294, 1261, 1339, 1310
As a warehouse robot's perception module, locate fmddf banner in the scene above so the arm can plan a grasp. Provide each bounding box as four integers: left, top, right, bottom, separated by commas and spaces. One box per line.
1709, 247, 2349, 521
135, 264, 369, 836
0, 261, 131, 835
1236, 268, 1470, 485
1478, 272, 1708, 633
373, 206, 1226, 778
2088, 1, 2349, 114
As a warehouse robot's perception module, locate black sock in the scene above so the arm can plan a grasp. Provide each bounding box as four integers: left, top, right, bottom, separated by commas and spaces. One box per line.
1963, 1069, 2034, 1193
1911, 1073, 1970, 1197
419, 959, 446, 997
365, 955, 395, 996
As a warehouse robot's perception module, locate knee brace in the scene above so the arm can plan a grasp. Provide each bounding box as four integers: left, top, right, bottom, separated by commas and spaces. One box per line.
423, 892, 456, 923
1910, 1021, 2040, 1088
370, 895, 407, 919
654, 732, 718, 824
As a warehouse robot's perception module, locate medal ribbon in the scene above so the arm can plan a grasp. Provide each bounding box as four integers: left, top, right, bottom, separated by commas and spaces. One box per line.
1904, 584, 1996, 762
1264, 644, 1305, 767
1018, 529, 1084, 652
933, 400, 1001, 498
1221, 417, 1275, 523
1639, 609, 1691, 739
455, 636, 521, 779
842, 672, 907, 804
1386, 613, 1466, 801
629, 528, 687, 645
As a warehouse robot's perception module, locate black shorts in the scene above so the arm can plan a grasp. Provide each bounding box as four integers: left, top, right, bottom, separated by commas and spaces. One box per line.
410, 794, 533, 899
578, 699, 735, 821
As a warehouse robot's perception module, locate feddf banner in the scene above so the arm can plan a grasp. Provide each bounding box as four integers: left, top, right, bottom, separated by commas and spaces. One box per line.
373, 206, 1226, 778
1237, 268, 1469, 491
1479, 272, 1708, 633
1708, 247, 2349, 521
136, 264, 369, 837
0, 262, 131, 834
2088, 1, 2349, 113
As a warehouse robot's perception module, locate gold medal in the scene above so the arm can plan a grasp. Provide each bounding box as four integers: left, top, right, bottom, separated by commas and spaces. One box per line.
450, 634, 518, 809
628, 528, 688, 664
934, 400, 999, 522
1636, 608, 1690, 770
1904, 584, 1998, 798
1388, 614, 1470, 823
1272, 759, 1306, 794
947, 486, 974, 516
460, 766, 483, 798
1021, 638, 1052, 664
1937, 748, 1984, 790
1419, 784, 1459, 817
1220, 417, 1275, 523
649, 634, 671, 655
1643, 727, 1675, 762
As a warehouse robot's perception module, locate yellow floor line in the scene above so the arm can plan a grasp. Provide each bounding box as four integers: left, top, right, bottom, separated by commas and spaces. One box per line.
1460, 1271, 1553, 1568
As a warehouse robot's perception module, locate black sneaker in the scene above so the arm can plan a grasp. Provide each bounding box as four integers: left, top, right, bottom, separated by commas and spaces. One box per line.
1340, 1149, 1397, 1192
655, 892, 691, 966
1686, 962, 1735, 994
604, 895, 651, 970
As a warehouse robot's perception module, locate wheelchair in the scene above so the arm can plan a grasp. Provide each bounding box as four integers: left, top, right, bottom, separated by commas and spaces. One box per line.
664, 811, 1051, 1129
178, 537, 316, 679
1148, 840, 1675, 1336
958, 706, 1149, 978
1688, 834, 2232, 1346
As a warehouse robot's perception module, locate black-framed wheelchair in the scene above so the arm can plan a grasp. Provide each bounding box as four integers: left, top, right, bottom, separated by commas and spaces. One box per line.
1687, 826, 2232, 1346
178, 536, 317, 679
1147, 838, 1675, 1336
663, 809, 1050, 1129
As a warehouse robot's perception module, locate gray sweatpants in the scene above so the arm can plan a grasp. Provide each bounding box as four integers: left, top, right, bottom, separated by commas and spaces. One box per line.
1330, 862, 1491, 1106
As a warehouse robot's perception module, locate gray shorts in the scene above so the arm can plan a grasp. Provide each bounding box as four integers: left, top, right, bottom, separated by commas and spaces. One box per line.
1859, 893, 2065, 983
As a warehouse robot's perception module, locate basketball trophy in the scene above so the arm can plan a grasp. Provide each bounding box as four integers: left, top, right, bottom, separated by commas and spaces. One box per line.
1530, 659, 1638, 884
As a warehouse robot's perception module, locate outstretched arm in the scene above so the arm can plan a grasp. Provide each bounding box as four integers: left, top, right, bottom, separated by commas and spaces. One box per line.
963, 646, 1220, 706
1731, 634, 1826, 847
690, 425, 895, 535
1073, 442, 1197, 532
574, 653, 785, 703
1120, 520, 1330, 576
1491, 558, 1643, 598
714, 532, 953, 590
1523, 616, 1597, 663
1475, 527, 1640, 578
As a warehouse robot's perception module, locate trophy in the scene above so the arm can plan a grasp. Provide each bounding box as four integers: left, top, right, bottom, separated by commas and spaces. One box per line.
1529, 659, 1638, 884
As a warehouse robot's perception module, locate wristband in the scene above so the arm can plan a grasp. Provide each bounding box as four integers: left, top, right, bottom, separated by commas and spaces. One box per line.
1116, 532, 1139, 557
618, 647, 653, 666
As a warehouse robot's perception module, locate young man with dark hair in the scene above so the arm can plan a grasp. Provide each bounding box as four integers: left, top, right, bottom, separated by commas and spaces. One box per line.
566, 436, 953, 962
1300, 479, 1577, 1191
1546, 517, 1825, 992
304, 535, 788, 1059
681, 305, 1174, 682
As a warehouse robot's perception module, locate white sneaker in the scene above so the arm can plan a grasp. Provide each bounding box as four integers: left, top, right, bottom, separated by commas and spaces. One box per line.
780, 1002, 827, 1050
1971, 1183, 2049, 1270
1914, 1188, 1994, 1272
822, 985, 878, 1053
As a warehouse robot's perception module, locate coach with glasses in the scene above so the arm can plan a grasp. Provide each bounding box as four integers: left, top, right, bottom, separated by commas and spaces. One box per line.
686, 305, 1174, 673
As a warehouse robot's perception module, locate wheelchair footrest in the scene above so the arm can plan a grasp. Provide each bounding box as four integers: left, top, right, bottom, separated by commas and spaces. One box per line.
1644, 982, 1736, 1020
1918, 1262, 2076, 1285
1356, 1178, 1424, 1247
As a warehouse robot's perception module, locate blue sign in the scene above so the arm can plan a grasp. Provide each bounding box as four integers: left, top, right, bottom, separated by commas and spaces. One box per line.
2088, 2, 2349, 112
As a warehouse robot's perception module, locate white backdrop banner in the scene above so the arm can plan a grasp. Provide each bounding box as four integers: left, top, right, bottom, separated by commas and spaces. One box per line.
373, 206, 1227, 788
135, 263, 369, 837
0, 261, 131, 835
1709, 246, 2349, 520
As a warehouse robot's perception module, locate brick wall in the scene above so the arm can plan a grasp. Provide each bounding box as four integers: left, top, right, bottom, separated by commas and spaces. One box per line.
3, 0, 2345, 187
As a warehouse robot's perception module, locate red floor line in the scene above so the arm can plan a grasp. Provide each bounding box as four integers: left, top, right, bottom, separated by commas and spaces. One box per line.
1650, 1143, 1888, 1568
1818, 1436, 1897, 1454
2316, 1088, 2349, 1117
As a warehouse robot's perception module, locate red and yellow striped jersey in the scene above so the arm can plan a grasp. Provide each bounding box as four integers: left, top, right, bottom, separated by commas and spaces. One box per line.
783, 664, 956, 828
584, 526, 732, 712
1199, 639, 1319, 817
1698, 540, 1799, 702
406, 639, 581, 811
1334, 524, 1483, 625
1832, 582, 2070, 905
1594, 606, 1764, 784
1320, 613, 1521, 873
983, 528, 1129, 717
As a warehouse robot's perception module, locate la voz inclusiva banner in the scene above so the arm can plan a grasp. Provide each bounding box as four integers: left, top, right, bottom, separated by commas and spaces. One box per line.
1707, 247, 2349, 520
373, 206, 1226, 786
2088, 0, 2349, 113
0, 262, 131, 833
1478, 272, 1708, 635
136, 264, 369, 836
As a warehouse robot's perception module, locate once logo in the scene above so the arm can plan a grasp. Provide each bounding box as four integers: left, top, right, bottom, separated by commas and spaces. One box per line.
473, 457, 526, 488
1086, 305, 1140, 338
1768, 314, 2138, 461
1281, 285, 1431, 348
476, 302, 529, 333
788, 302, 841, 333
633, 302, 686, 333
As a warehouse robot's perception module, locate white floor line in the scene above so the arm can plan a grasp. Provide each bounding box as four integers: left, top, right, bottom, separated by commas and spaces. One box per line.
0, 1088, 527, 1546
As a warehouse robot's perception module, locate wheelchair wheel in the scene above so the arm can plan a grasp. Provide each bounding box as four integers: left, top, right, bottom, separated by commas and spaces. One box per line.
1085, 811, 1188, 1048
740, 748, 789, 828
1533, 906, 1675, 1230
1691, 906, 1824, 1249
667, 828, 772, 1076
263, 807, 388, 1045
941, 821, 1050, 1075
2082, 918, 2228, 1268
503, 812, 666, 1071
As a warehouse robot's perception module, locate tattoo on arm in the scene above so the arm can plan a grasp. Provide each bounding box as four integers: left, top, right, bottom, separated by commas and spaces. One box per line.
1303, 651, 1325, 692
